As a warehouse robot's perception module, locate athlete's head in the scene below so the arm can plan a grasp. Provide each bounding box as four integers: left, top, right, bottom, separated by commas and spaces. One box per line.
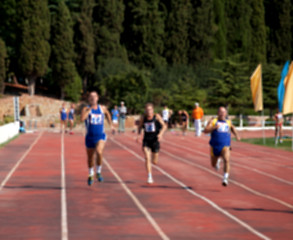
195, 102, 199, 108
164, 105, 167, 109
71, 103, 75, 109
178, 110, 182, 115
145, 103, 154, 117
62, 102, 66, 108
88, 91, 99, 106
121, 101, 124, 106
114, 105, 118, 109
218, 107, 227, 120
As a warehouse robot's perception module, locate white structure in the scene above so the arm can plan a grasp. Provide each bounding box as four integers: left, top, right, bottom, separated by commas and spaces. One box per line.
0, 121, 20, 145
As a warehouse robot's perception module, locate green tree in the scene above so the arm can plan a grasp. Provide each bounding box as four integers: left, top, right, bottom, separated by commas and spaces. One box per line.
262, 63, 282, 112
75, 0, 95, 93
189, 0, 214, 65
265, 0, 291, 64
17, 0, 51, 95
51, 0, 81, 100
225, 0, 252, 61
0, 0, 17, 67
249, 0, 266, 67
96, 62, 150, 113
212, 0, 226, 59
122, 0, 166, 67
162, 0, 191, 65
0, 39, 7, 94
208, 57, 250, 111
93, 0, 127, 67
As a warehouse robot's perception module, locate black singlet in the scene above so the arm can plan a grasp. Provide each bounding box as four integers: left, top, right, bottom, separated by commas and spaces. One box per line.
143, 115, 162, 141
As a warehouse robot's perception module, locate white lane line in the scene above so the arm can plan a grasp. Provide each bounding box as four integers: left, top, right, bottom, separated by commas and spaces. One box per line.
165, 140, 293, 186
161, 149, 293, 210
0, 132, 43, 191
103, 158, 170, 240
61, 133, 68, 240
183, 134, 292, 164
110, 138, 271, 240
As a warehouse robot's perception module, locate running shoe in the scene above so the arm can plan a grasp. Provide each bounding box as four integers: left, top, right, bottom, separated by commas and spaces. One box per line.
147, 176, 154, 184
88, 175, 94, 186
96, 173, 104, 182
222, 177, 228, 187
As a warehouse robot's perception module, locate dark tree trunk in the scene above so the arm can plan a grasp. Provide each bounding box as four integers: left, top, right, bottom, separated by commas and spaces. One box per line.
60, 87, 65, 100
28, 76, 37, 96
83, 75, 87, 94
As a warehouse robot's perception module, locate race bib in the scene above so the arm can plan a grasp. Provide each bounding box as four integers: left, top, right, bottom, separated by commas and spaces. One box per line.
216, 122, 230, 133
90, 114, 103, 125
144, 122, 156, 132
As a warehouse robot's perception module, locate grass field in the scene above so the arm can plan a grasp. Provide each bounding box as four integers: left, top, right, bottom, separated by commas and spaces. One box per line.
242, 137, 293, 151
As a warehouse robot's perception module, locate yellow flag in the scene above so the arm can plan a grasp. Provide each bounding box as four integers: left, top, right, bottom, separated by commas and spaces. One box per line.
283, 61, 293, 115
250, 64, 263, 112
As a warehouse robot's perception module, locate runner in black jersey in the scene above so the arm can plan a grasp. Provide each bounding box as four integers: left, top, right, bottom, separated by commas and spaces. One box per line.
178, 110, 189, 135
137, 103, 167, 184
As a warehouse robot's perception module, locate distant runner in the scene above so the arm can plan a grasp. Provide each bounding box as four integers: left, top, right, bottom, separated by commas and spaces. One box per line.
68, 103, 75, 135
111, 105, 119, 134
178, 110, 189, 135
204, 107, 240, 187
274, 109, 283, 144
81, 91, 113, 186
60, 103, 67, 133
137, 103, 167, 184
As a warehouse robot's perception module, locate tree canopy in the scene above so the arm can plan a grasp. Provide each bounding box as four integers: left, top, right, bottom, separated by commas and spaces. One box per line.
0, 0, 292, 111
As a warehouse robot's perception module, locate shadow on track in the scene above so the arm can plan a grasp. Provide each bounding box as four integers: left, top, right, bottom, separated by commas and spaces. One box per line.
232, 208, 293, 214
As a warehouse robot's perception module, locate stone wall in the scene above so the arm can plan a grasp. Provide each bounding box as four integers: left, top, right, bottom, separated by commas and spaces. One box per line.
0, 94, 72, 127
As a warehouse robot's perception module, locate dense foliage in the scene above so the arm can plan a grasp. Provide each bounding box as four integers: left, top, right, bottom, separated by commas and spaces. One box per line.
0, 0, 291, 114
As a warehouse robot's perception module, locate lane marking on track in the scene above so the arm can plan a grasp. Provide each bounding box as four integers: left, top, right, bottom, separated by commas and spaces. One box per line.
160, 149, 293, 210
103, 157, 170, 240
61, 133, 68, 240
182, 134, 293, 164
0, 132, 43, 191
110, 138, 271, 240
164, 140, 293, 186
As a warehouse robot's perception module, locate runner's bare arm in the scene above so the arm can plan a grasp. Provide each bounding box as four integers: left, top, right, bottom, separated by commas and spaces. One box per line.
203, 118, 216, 133
184, 110, 189, 119
136, 115, 144, 142
101, 106, 113, 129
231, 125, 241, 141
137, 115, 144, 135
156, 114, 167, 141
81, 106, 91, 121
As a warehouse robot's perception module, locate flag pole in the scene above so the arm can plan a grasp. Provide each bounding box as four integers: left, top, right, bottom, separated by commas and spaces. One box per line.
262, 110, 266, 145
291, 113, 293, 151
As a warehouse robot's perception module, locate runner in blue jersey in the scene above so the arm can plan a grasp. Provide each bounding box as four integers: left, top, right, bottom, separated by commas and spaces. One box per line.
68, 103, 75, 135
204, 107, 240, 186
60, 103, 67, 133
81, 91, 113, 186
111, 105, 119, 134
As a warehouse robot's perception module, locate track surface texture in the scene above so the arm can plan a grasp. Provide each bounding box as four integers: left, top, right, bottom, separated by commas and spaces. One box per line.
0, 130, 292, 240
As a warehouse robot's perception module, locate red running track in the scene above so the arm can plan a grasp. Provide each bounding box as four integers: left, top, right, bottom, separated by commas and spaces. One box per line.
0, 130, 292, 240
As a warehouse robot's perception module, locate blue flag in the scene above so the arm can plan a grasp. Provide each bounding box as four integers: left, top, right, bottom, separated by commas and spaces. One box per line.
277, 61, 290, 112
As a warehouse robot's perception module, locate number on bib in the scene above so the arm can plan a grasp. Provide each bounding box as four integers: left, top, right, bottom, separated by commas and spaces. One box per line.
144, 122, 156, 132
90, 114, 103, 125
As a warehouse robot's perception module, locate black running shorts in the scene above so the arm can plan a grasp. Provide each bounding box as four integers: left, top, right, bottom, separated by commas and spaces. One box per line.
143, 139, 160, 153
